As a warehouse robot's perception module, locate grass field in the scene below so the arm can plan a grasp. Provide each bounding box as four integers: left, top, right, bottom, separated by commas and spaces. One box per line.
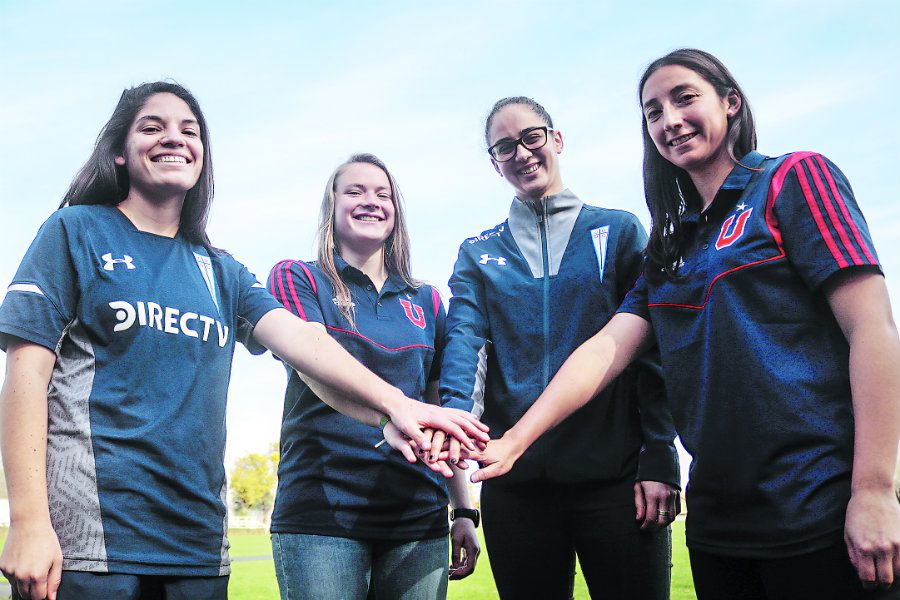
227, 521, 697, 600
1, 523, 697, 599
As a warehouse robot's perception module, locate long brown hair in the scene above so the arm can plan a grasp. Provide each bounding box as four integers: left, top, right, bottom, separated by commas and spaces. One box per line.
60, 81, 216, 252
639, 49, 757, 281
316, 153, 420, 329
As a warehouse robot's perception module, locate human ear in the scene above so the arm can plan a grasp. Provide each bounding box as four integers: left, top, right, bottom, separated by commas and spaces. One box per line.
114, 155, 126, 166
553, 129, 564, 154
726, 90, 742, 118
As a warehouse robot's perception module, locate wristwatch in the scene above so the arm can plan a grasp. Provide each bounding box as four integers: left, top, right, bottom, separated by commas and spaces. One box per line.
450, 508, 480, 528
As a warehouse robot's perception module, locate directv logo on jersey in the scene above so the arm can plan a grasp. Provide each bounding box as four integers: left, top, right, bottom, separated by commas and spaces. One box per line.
479, 254, 507, 266
109, 300, 229, 347
102, 253, 136, 271
468, 226, 505, 244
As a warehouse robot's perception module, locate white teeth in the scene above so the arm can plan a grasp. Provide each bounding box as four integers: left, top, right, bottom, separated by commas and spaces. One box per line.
520, 164, 539, 175
155, 155, 187, 163
669, 133, 697, 147
355, 215, 380, 222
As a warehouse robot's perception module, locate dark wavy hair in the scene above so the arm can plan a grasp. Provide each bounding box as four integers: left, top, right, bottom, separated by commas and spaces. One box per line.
639, 49, 757, 281
59, 81, 215, 251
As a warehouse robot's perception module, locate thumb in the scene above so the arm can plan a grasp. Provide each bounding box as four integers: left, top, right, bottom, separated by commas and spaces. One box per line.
470, 462, 505, 484
633, 482, 646, 522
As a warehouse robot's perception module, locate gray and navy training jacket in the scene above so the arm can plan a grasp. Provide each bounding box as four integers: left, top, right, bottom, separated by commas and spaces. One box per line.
441, 190, 679, 486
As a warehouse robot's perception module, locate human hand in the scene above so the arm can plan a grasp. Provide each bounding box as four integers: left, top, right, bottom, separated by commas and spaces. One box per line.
845, 488, 900, 589
467, 435, 525, 483
0, 518, 63, 600
449, 517, 480, 580
387, 400, 488, 455
634, 481, 680, 531
382, 424, 456, 477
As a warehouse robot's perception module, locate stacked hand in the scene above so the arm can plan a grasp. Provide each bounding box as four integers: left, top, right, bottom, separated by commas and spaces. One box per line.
382, 403, 489, 477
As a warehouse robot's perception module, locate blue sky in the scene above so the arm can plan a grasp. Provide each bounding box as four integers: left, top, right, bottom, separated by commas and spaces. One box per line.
1, 1, 898, 480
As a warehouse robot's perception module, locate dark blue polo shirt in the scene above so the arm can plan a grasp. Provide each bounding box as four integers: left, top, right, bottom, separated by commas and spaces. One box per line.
266, 256, 449, 540
619, 151, 880, 558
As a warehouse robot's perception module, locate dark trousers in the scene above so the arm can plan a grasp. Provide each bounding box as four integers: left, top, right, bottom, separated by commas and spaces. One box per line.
481, 479, 671, 600
690, 544, 900, 600
12, 571, 229, 600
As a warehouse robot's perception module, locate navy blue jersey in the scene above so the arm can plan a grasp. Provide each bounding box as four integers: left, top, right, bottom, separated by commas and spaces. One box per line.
441, 190, 679, 486
0, 205, 282, 575
267, 256, 449, 540
619, 151, 880, 558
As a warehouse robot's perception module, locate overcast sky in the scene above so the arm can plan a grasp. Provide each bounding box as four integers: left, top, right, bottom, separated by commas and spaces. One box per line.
2, 1, 898, 483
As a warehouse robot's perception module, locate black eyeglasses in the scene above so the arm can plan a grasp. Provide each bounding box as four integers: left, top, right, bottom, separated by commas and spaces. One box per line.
488, 126, 553, 162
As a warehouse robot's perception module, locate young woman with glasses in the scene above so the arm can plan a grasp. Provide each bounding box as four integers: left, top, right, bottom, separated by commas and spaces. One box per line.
265, 153, 481, 600
470, 50, 900, 599
0, 84, 486, 600
439, 96, 681, 599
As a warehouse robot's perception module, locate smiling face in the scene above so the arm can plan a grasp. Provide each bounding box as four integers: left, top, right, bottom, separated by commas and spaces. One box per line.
487, 103, 564, 202
333, 162, 396, 252
114, 92, 203, 202
641, 64, 740, 177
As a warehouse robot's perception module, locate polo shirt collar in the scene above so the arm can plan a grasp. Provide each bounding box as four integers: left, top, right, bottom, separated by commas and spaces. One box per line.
720, 150, 766, 191
689, 151, 766, 221
332, 254, 410, 294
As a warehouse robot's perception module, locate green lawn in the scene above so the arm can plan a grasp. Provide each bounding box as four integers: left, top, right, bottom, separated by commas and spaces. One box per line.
0, 524, 697, 599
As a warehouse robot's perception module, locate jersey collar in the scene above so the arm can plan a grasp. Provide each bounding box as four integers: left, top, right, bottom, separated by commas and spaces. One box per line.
720, 151, 767, 191
333, 254, 410, 294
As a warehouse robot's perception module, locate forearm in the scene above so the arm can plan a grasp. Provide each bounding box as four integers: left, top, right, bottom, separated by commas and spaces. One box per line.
848, 320, 900, 493
448, 463, 473, 509
255, 309, 410, 419
505, 313, 650, 450
1, 342, 55, 526
297, 371, 384, 427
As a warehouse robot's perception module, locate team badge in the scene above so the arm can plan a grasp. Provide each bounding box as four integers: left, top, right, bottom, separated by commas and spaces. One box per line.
590, 226, 610, 282
715, 208, 753, 250
479, 254, 507, 266
399, 298, 426, 329
101, 253, 135, 271
194, 252, 220, 311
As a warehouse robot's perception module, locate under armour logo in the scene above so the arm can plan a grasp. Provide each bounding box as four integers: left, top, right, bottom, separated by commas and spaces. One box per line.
479, 254, 507, 266
102, 253, 136, 271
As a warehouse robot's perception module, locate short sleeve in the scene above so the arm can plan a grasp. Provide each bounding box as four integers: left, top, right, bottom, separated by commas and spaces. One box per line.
234, 262, 283, 355
617, 272, 651, 321
267, 260, 325, 324
0, 212, 79, 352
770, 152, 880, 291
428, 286, 447, 383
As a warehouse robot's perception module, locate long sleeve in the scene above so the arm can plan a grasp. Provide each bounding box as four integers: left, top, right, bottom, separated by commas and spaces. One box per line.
616, 216, 680, 487
440, 244, 489, 417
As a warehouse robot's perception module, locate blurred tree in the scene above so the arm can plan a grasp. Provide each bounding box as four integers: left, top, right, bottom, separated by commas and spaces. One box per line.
230, 443, 279, 519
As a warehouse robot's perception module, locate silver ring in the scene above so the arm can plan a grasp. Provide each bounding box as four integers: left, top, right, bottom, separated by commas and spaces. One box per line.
657, 510, 670, 517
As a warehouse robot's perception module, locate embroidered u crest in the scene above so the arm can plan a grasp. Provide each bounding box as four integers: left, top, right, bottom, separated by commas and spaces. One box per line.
399, 298, 426, 329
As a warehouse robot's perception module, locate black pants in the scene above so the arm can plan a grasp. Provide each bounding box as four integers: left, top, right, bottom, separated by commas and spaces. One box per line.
12, 571, 230, 600
690, 544, 900, 600
481, 479, 671, 600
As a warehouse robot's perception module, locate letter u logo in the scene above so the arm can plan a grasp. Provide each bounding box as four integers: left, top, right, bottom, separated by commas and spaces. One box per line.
399, 299, 426, 329
715, 208, 753, 250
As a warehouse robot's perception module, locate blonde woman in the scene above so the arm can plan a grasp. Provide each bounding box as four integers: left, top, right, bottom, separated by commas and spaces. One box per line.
267, 154, 479, 600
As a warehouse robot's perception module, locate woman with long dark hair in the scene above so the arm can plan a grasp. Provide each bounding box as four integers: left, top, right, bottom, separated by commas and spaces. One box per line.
0, 82, 485, 600
470, 49, 900, 599
439, 96, 681, 599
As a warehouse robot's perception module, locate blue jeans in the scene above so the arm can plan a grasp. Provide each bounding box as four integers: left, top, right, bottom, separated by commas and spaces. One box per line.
271, 532, 449, 600
11, 571, 229, 600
